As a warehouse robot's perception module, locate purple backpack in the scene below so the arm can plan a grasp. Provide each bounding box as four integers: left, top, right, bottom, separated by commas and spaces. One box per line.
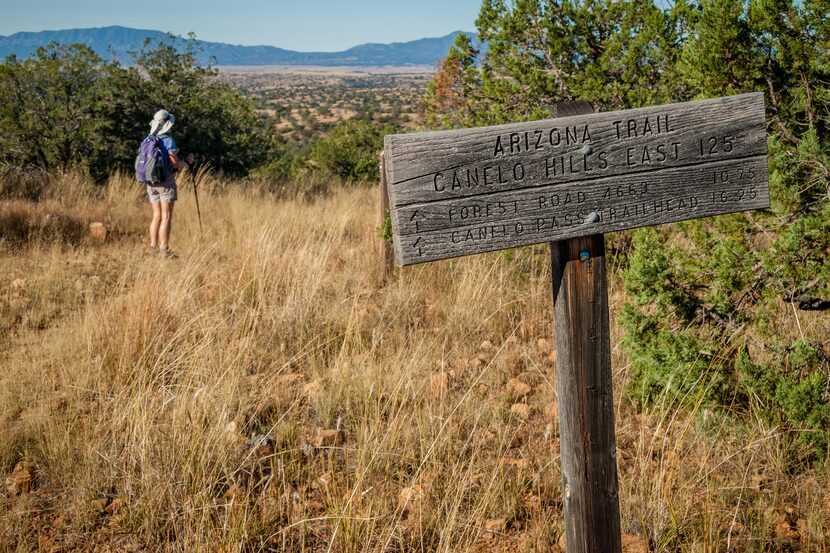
135, 135, 171, 184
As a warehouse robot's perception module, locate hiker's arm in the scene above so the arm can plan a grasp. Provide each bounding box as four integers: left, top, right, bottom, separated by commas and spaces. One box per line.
168, 152, 195, 170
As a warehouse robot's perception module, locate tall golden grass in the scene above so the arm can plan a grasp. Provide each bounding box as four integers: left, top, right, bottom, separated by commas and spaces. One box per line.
1, 171, 828, 552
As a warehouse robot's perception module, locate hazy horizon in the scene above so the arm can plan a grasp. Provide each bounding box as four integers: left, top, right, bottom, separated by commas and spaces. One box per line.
0, 0, 481, 52
0, 24, 474, 54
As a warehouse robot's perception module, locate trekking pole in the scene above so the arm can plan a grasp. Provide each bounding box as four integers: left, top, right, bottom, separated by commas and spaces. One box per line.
191, 163, 203, 236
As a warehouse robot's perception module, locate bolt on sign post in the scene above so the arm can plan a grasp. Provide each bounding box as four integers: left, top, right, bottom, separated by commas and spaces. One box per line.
382, 93, 769, 552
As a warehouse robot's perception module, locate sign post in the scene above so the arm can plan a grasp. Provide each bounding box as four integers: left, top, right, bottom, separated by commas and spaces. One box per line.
382, 93, 768, 550
379, 152, 394, 281
549, 100, 621, 553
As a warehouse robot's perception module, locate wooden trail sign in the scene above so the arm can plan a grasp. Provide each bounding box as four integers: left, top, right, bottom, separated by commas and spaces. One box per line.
384, 92, 768, 266
383, 93, 769, 553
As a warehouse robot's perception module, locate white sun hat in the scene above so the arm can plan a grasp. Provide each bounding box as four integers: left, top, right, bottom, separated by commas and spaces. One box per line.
149, 109, 176, 136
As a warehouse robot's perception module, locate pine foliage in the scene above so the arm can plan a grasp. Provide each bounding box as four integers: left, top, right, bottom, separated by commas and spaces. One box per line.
423, 0, 830, 466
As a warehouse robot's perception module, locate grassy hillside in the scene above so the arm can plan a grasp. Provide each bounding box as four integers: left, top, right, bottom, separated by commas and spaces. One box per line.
1, 172, 828, 552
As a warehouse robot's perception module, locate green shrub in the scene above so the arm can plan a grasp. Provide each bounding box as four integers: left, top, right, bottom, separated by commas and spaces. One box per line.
423, 0, 830, 466
0, 35, 270, 184
307, 120, 390, 182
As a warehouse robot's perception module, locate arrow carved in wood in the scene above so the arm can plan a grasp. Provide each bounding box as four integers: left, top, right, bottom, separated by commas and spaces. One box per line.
413, 237, 423, 256
410, 210, 425, 233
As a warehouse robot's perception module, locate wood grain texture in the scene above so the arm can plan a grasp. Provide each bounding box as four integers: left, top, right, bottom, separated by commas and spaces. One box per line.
552, 234, 621, 553
378, 152, 394, 281
394, 156, 768, 264
385, 93, 769, 266
551, 100, 621, 553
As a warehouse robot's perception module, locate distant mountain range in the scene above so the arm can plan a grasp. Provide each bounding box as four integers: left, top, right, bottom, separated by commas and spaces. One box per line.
0, 26, 477, 67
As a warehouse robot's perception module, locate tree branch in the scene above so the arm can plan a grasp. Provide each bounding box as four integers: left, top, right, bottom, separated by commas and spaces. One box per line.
766, 75, 802, 145
800, 71, 817, 127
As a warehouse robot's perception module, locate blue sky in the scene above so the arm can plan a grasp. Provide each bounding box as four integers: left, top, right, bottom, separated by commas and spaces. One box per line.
0, 0, 483, 51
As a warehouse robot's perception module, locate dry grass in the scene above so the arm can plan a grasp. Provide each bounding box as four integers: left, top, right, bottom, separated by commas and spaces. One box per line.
0, 172, 828, 552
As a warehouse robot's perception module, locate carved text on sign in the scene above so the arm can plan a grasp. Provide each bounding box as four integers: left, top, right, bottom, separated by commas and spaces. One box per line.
384, 93, 769, 266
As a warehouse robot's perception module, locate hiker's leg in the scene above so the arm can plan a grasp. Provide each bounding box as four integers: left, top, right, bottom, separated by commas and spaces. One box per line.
149, 202, 162, 248
159, 201, 174, 249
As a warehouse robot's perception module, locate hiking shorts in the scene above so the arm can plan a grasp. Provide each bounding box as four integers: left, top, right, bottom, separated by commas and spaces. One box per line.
146, 184, 177, 204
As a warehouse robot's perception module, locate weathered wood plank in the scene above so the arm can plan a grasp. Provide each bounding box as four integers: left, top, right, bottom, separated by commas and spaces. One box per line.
393, 155, 768, 264
551, 101, 621, 553
385, 92, 769, 266
385, 93, 765, 205
378, 152, 394, 281
552, 234, 621, 553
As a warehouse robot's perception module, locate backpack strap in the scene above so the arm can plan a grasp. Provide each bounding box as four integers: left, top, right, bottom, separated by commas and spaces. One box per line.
156, 135, 172, 174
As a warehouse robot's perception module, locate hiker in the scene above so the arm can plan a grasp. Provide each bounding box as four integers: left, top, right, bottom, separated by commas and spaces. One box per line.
144, 109, 194, 254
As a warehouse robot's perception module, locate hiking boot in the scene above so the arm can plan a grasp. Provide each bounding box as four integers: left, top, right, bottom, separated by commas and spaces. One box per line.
158, 246, 178, 259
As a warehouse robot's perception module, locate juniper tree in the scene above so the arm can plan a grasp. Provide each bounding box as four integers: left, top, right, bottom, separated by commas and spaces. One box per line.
424, 0, 830, 465
0, 44, 110, 175
0, 35, 270, 181
130, 35, 270, 177
422, 0, 697, 128
623, 0, 829, 464
307, 119, 391, 182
